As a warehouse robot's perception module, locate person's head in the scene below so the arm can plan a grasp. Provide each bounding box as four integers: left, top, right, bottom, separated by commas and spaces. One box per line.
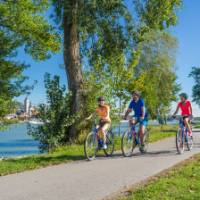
132, 90, 140, 101
97, 96, 105, 106
179, 93, 188, 102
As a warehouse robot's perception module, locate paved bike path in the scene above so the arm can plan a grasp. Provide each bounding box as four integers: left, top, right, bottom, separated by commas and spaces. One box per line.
0, 130, 200, 200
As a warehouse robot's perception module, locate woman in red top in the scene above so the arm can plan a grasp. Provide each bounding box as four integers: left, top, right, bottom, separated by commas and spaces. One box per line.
173, 93, 193, 135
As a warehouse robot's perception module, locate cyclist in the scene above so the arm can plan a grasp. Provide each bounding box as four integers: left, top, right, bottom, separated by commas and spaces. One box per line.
124, 91, 148, 152
86, 97, 111, 149
172, 93, 193, 136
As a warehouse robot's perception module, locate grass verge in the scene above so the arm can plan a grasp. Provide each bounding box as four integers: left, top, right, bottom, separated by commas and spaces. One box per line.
194, 124, 200, 129
0, 125, 176, 176
119, 154, 200, 200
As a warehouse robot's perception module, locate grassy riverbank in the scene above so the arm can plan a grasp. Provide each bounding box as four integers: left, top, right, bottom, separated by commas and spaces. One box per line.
120, 154, 200, 200
0, 125, 176, 176
0, 118, 21, 131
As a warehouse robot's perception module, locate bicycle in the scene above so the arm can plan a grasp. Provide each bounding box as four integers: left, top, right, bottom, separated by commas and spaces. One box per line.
121, 122, 149, 157
174, 116, 193, 154
84, 124, 115, 161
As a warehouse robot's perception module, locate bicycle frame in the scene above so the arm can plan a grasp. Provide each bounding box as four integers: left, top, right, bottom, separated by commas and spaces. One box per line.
179, 118, 189, 141
130, 124, 140, 145
92, 124, 112, 147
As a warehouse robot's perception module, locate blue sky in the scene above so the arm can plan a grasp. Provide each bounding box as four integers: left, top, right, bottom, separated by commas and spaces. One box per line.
16, 0, 200, 116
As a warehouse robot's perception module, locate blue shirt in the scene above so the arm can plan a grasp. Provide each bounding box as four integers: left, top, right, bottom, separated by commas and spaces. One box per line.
128, 98, 147, 118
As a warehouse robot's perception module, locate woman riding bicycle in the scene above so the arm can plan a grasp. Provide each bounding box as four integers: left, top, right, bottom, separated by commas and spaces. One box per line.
124, 91, 148, 152
86, 96, 111, 149
173, 93, 193, 136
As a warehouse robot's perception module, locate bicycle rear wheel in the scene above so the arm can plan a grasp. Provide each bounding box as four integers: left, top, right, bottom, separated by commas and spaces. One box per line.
121, 129, 136, 157
84, 132, 98, 161
176, 129, 185, 154
104, 129, 115, 157
139, 129, 149, 153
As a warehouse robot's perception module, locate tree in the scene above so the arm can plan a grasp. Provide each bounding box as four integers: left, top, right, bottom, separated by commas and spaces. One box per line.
133, 30, 180, 119
189, 67, 200, 106
0, 0, 60, 117
51, 0, 182, 140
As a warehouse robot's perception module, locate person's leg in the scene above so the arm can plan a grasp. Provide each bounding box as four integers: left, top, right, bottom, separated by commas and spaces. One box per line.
139, 124, 145, 145
102, 123, 111, 143
129, 118, 136, 126
184, 118, 192, 136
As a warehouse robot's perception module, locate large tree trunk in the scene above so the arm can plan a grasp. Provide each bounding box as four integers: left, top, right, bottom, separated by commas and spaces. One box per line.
63, 1, 83, 141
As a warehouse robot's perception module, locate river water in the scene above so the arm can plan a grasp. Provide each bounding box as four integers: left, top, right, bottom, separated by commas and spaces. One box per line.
0, 123, 39, 158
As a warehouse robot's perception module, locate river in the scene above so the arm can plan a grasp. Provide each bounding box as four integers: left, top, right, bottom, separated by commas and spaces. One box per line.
0, 123, 39, 158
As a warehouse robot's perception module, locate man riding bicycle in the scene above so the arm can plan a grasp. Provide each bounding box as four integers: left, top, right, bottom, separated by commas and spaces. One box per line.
124, 91, 148, 152
173, 93, 193, 136
86, 96, 111, 149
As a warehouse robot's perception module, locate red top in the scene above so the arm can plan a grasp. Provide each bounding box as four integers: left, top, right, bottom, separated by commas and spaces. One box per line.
178, 101, 191, 116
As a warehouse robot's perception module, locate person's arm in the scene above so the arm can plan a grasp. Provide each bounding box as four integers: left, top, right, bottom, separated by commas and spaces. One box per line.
124, 108, 132, 120
85, 114, 93, 120
86, 111, 98, 120
141, 106, 145, 119
173, 105, 179, 117
189, 102, 193, 117
140, 99, 145, 119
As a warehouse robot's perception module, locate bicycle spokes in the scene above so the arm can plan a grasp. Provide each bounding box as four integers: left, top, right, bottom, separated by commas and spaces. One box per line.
104, 131, 114, 156
121, 130, 136, 157
84, 132, 98, 161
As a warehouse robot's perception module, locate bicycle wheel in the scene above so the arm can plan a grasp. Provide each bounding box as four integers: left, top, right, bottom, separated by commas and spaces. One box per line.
176, 129, 184, 154
121, 129, 136, 157
139, 129, 149, 153
84, 132, 98, 161
186, 134, 193, 151
104, 129, 115, 156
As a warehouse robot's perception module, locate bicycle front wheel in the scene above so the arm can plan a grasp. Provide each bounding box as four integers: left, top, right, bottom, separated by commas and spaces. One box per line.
176, 129, 184, 154
104, 129, 115, 157
121, 129, 136, 157
84, 132, 98, 161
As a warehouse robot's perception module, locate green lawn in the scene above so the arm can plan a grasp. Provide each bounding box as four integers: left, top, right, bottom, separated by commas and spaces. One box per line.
120, 154, 200, 200
0, 125, 176, 176
194, 124, 200, 129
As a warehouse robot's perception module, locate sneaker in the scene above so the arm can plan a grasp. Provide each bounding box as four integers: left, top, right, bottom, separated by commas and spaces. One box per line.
140, 144, 145, 153
103, 144, 107, 149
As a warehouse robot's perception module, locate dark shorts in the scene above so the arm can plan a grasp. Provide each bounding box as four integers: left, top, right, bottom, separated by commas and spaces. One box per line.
135, 117, 148, 127
182, 116, 189, 120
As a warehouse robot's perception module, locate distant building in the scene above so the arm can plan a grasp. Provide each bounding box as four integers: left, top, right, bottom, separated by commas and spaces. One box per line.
24, 97, 31, 116
30, 106, 39, 117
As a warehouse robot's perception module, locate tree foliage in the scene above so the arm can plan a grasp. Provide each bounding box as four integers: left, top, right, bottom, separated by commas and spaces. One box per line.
0, 0, 60, 117
133, 30, 180, 118
189, 67, 200, 106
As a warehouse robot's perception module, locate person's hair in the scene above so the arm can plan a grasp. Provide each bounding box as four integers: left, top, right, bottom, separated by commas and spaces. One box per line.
132, 90, 140, 97
179, 93, 188, 100
97, 96, 105, 101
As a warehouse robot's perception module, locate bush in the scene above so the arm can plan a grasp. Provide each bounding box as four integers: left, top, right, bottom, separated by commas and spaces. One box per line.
28, 73, 76, 152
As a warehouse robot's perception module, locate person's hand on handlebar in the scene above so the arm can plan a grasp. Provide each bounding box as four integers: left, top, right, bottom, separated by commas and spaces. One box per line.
172, 115, 176, 119
123, 116, 127, 120
85, 115, 92, 121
